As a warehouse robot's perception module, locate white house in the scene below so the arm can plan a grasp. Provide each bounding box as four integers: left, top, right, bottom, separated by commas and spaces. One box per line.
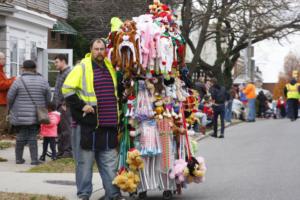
0, 0, 75, 85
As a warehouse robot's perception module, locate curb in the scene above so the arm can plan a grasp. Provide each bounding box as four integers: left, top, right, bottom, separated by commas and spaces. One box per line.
192, 121, 243, 142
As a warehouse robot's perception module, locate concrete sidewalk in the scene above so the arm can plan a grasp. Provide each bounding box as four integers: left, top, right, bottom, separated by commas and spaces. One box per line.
0, 172, 103, 200
0, 120, 241, 199
0, 140, 105, 200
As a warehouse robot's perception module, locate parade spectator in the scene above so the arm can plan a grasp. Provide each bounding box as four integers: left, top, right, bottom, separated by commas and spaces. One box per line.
7, 60, 51, 165
225, 86, 236, 123
232, 97, 246, 121
62, 39, 124, 200
0, 52, 15, 134
243, 80, 257, 122
194, 76, 207, 100
257, 90, 267, 118
53, 54, 72, 158
39, 102, 61, 161
239, 83, 248, 105
284, 78, 300, 121
209, 78, 227, 138
276, 96, 286, 118
202, 96, 213, 127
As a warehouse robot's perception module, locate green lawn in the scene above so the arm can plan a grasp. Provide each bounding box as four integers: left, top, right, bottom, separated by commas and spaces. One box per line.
0, 156, 7, 162
28, 158, 98, 173
0, 141, 13, 150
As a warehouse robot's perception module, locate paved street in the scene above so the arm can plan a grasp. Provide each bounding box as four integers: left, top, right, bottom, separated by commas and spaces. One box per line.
146, 119, 300, 200
1, 119, 300, 200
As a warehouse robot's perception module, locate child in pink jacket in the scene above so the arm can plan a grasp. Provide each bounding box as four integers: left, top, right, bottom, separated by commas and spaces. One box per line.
39, 103, 61, 161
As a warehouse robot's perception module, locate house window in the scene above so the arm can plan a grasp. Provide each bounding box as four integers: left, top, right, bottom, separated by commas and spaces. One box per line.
9, 37, 26, 77
60, 34, 65, 41
30, 41, 37, 62
51, 32, 56, 40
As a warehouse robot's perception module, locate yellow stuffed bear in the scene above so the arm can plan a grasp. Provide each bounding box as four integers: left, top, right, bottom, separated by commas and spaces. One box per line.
112, 169, 140, 193
126, 148, 144, 171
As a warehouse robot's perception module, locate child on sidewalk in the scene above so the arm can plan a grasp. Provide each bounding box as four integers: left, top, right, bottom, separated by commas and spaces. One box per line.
39, 102, 60, 161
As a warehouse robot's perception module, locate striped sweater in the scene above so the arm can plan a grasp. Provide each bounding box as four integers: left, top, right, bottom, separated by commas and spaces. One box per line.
92, 61, 118, 127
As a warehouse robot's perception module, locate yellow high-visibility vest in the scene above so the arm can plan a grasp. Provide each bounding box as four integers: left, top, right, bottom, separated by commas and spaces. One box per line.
286, 83, 300, 99
62, 53, 119, 123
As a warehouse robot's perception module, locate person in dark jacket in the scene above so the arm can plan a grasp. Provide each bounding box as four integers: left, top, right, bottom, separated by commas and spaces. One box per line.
257, 90, 267, 118
7, 60, 51, 165
284, 78, 300, 121
53, 54, 72, 158
194, 76, 207, 100
209, 78, 226, 138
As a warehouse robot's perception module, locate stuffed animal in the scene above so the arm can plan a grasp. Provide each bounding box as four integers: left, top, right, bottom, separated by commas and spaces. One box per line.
126, 148, 145, 171
159, 34, 174, 75
164, 77, 177, 99
154, 96, 164, 119
172, 117, 185, 143
163, 96, 173, 118
112, 169, 140, 193
126, 95, 136, 117
112, 20, 144, 79
152, 76, 164, 96
183, 156, 207, 184
145, 78, 155, 102
122, 79, 135, 102
169, 159, 187, 184
175, 77, 187, 102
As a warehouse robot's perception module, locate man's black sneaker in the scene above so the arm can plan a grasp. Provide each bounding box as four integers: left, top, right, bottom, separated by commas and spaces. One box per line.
218, 135, 224, 138
210, 134, 218, 138
31, 161, 42, 165
16, 159, 25, 164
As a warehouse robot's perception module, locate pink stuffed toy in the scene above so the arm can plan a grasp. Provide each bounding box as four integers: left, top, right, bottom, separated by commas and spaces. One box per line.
169, 159, 187, 184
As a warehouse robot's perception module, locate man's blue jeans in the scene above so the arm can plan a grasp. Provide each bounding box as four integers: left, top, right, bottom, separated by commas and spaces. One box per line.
225, 100, 233, 122
247, 98, 256, 121
71, 125, 120, 199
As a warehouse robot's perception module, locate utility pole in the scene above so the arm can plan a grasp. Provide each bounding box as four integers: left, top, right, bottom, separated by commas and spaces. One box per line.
247, 0, 254, 82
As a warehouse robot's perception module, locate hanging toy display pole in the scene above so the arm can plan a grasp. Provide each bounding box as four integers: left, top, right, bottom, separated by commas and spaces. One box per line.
180, 102, 192, 161
118, 103, 131, 170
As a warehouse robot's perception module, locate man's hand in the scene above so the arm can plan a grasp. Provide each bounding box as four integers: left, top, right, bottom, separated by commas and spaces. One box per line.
82, 105, 94, 114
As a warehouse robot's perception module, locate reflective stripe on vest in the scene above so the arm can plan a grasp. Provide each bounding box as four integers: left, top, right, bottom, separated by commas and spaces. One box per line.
287, 84, 299, 99
62, 54, 120, 122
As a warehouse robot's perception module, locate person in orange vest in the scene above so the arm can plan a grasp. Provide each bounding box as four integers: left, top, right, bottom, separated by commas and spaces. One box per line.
243, 79, 257, 122
284, 78, 300, 121
0, 52, 15, 134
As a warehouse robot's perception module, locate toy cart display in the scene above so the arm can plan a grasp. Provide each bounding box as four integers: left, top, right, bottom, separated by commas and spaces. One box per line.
108, 1, 207, 199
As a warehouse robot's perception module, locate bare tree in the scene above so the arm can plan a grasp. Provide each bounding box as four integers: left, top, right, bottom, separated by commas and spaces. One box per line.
181, 0, 300, 88
283, 51, 300, 78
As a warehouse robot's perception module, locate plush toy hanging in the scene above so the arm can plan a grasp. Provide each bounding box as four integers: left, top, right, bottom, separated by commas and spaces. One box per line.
126, 148, 145, 171
135, 80, 155, 121
139, 119, 161, 156
112, 168, 141, 193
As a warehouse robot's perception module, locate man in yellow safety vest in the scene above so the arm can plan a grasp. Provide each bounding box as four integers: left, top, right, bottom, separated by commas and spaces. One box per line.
62, 38, 124, 200
284, 78, 300, 121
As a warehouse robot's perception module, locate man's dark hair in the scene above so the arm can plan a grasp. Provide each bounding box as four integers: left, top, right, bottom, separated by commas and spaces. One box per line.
89, 38, 106, 50
54, 54, 68, 63
23, 60, 36, 69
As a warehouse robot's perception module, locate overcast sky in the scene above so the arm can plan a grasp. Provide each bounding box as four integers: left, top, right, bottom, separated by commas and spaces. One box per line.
254, 33, 300, 83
